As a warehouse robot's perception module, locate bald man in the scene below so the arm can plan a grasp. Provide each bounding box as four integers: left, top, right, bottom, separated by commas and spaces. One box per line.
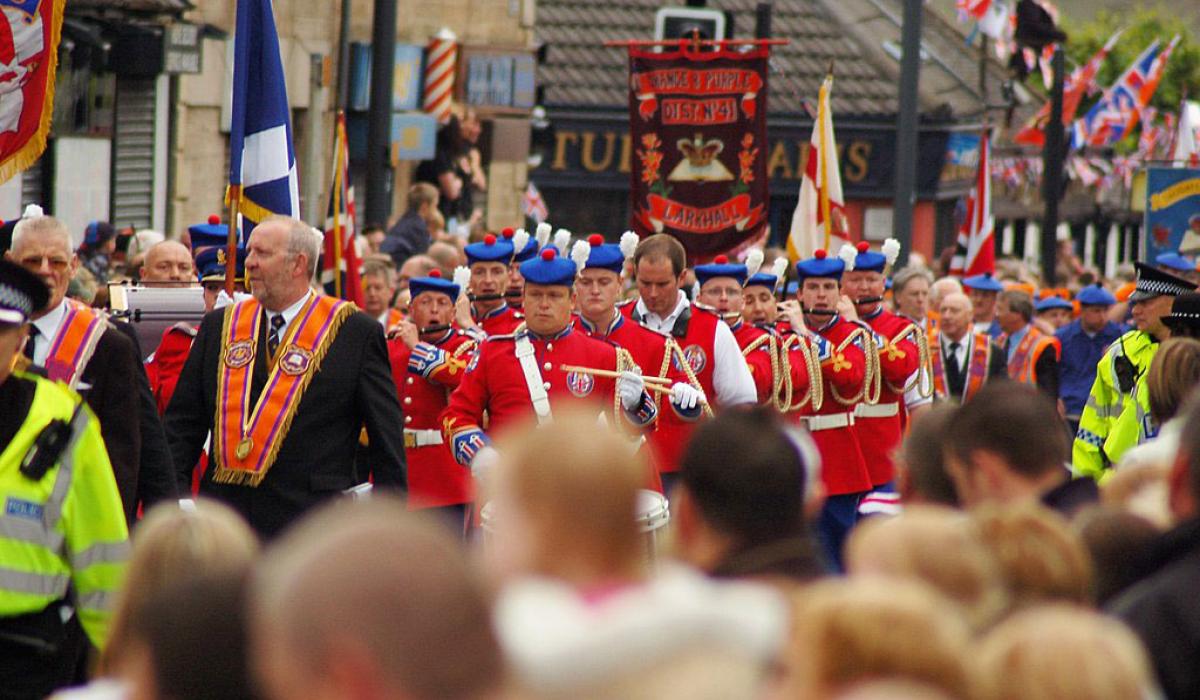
251, 499, 507, 700
398, 254, 437, 290
928, 293, 1007, 403
141, 240, 196, 286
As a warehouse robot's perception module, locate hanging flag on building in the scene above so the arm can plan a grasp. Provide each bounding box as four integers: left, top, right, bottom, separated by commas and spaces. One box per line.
787, 74, 849, 261
0, 0, 65, 183
949, 130, 995, 277
1132, 35, 1181, 133
321, 112, 363, 306
625, 42, 771, 261
227, 0, 300, 225
1070, 40, 1161, 149
1015, 30, 1120, 148
1170, 100, 1200, 167
522, 181, 549, 224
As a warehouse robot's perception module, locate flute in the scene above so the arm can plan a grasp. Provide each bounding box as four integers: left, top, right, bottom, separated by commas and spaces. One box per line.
468, 293, 504, 302
558, 364, 673, 386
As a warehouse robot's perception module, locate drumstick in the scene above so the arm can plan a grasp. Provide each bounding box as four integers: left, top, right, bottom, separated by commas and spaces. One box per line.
558, 364, 672, 386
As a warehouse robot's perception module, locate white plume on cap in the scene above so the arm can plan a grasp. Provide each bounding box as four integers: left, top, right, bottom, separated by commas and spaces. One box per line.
535, 222, 552, 249
452, 265, 471, 300
511, 228, 530, 255
22, 203, 43, 219
882, 238, 901, 267
837, 243, 857, 271
770, 258, 788, 282
745, 248, 765, 279
619, 231, 639, 260
570, 240, 591, 270
553, 228, 571, 256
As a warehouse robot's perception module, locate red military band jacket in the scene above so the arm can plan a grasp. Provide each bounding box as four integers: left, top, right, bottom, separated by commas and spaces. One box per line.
804, 314, 872, 496
388, 329, 477, 508
474, 303, 524, 337
856, 306, 921, 487
146, 322, 197, 415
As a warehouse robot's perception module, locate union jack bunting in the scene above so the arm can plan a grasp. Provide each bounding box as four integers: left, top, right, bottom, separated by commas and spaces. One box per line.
1070, 41, 1161, 149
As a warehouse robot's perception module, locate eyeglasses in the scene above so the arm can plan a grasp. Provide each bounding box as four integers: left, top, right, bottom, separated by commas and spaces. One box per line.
18, 255, 70, 271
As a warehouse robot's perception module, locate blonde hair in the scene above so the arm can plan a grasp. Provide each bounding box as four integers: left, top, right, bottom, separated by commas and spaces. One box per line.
845, 506, 1009, 631
782, 579, 970, 698
100, 500, 258, 672
492, 407, 650, 581
971, 504, 1093, 611
973, 605, 1158, 700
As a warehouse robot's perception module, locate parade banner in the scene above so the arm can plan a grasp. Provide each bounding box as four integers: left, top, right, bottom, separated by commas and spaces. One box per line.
626, 44, 769, 260
1144, 167, 1200, 259
0, 0, 65, 184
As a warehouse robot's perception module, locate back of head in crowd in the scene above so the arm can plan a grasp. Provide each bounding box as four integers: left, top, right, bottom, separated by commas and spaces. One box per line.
972, 504, 1093, 610
674, 406, 825, 582
489, 407, 649, 586
896, 404, 959, 507
251, 498, 506, 700
972, 605, 1159, 700
944, 381, 1069, 507
1146, 337, 1200, 428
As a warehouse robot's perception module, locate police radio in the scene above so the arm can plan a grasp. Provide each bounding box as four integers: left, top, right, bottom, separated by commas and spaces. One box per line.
20, 404, 83, 481
1113, 337, 1138, 394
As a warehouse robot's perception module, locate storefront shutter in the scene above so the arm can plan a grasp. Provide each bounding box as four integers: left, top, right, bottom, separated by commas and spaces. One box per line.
110, 77, 157, 231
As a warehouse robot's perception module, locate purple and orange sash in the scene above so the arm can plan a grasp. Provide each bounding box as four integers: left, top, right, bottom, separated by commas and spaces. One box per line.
45, 304, 107, 389
213, 295, 354, 486
929, 331, 990, 403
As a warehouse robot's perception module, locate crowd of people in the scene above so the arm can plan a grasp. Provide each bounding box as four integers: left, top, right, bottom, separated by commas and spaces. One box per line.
1, 200, 1199, 699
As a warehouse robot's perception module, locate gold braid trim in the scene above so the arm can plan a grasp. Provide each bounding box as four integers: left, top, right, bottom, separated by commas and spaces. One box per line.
740, 333, 782, 408
890, 322, 934, 398
614, 347, 635, 419
666, 336, 715, 418
830, 326, 881, 407
781, 333, 823, 413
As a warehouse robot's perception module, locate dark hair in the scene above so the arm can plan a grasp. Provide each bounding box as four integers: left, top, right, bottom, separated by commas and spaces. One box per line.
633, 233, 687, 277
130, 571, 258, 700
1177, 388, 1200, 504
899, 404, 959, 506
945, 381, 1067, 478
1147, 338, 1200, 425
680, 406, 807, 545
999, 290, 1034, 322
362, 223, 386, 236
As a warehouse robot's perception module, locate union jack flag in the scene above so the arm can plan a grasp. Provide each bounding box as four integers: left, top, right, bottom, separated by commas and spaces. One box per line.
1071, 41, 1161, 148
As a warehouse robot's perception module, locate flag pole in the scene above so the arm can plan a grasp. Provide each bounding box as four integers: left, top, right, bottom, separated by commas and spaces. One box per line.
818, 68, 833, 251
225, 185, 241, 297
332, 112, 345, 299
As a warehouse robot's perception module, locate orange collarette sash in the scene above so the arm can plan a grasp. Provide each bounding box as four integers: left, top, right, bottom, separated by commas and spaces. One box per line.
45, 304, 107, 389
213, 295, 354, 486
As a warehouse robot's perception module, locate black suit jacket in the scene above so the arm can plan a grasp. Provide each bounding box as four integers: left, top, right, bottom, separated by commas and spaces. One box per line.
111, 320, 179, 512
165, 304, 406, 537
942, 337, 1009, 401
76, 327, 143, 523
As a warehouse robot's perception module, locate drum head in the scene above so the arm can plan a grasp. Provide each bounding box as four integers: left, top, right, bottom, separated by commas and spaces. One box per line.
635, 489, 670, 533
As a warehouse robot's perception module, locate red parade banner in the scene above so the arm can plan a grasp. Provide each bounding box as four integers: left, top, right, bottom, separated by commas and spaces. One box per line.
626, 44, 770, 261
0, 0, 65, 184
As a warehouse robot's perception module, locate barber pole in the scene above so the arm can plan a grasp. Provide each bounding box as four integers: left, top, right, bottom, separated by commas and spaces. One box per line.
423, 28, 457, 124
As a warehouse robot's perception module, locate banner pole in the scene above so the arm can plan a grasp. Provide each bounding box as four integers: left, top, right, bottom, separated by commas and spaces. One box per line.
818, 76, 832, 251
225, 185, 241, 297
332, 115, 345, 300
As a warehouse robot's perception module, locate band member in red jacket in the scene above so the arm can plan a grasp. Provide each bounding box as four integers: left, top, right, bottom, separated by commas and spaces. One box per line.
842, 240, 926, 514
442, 247, 703, 473
795, 246, 876, 570
466, 233, 524, 336
388, 270, 478, 519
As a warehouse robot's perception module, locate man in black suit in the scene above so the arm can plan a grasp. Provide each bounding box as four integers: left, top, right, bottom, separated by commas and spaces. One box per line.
6, 212, 172, 523
166, 217, 406, 537
932, 291, 1008, 403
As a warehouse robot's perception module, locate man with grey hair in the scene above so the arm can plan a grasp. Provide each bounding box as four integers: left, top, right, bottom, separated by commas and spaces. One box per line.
891, 266, 933, 329
251, 498, 507, 700
6, 211, 176, 522
165, 216, 406, 537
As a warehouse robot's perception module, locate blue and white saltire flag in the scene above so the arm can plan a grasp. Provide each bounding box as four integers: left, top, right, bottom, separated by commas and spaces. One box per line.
228, 0, 300, 225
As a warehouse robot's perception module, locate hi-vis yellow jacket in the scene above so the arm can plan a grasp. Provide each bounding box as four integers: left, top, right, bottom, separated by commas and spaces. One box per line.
0, 371, 129, 649
1072, 330, 1158, 480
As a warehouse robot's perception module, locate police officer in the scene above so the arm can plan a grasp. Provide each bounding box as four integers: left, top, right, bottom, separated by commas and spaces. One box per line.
1074, 263, 1194, 479
0, 259, 129, 697
1056, 285, 1123, 434
441, 247, 701, 471
388, 269, 477, 519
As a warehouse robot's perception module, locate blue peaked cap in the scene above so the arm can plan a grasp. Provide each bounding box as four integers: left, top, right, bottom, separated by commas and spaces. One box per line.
519, 248, 577, 287
795, 250, 845, 281
745, 272, 778, 290
582, 234, 626, 274
409, 273, 460, 300
1077, 284, 1116, 306
1035, 296, 1073, 313
694, 255, 748, 286
962, 272, 1004, 292
465, 234, 515, 265
195, 246, 247, 281
1156, 253, 1195, 273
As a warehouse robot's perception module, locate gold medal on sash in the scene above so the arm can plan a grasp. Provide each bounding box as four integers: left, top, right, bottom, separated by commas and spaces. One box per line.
236, 437, 254, 460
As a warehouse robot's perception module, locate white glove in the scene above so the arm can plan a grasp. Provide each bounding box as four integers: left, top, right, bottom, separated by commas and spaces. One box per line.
670, 382, 705, 411
617, 370, 645, 411
470, 446, 500, 480
214, 289, 254, 309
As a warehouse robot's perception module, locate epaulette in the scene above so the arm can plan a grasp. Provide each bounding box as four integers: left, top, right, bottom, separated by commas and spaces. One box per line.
170, 321, 198, 337
690, 304, 721, 320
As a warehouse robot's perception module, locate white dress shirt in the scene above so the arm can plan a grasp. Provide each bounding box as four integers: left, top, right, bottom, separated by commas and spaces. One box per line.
29, 299, 69, 367
268, 290, 313, 339
941, 332, 971, 372
634, 291, 757, 406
